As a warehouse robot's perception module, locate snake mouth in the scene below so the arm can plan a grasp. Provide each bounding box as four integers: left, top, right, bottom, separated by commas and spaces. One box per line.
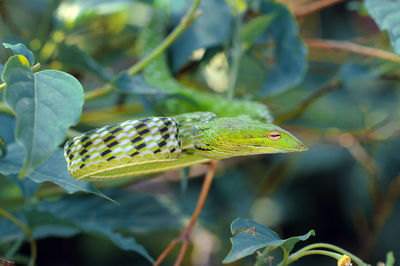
243, 143, 308, 153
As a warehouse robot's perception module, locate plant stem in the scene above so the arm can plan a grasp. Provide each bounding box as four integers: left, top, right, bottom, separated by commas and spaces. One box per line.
227, 13, 243, 100
291, 243, 366, 266
154, 161, 217, 266
84, 0, 202, 102
288, 249, 342, 264
306, 39, 400, 63
0, 208, 37, 266
275, 80, 341, 123
254, 246, 276, 266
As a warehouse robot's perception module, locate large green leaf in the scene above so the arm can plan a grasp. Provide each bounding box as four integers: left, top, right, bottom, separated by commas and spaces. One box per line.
3, 43, 34, 66
36, 191, 184, 263
240, 14, 276, 50
365, 0, 400, 57
223, 218, 314, 263
0, 143, 108, 197
1, 55, 84, 177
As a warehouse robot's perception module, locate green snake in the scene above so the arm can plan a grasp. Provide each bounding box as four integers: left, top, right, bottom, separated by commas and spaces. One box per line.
64, 112, 306, 181
64, 3, 307, 181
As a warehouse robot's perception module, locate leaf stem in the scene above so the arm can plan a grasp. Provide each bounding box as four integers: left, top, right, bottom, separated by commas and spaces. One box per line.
290, 242, 367, 266
84, 0, 202, 102
288, 249, 342, 263
254, 246, 276, 266
154, 161, 217, 266
0, 208, 37, 266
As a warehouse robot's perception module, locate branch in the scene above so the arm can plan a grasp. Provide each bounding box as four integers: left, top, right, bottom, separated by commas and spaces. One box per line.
306, 39, 400, 63
295, 0, 346, 18
275, 80, 341, 123
154, 161, 217, 266
0, 208, 37, 266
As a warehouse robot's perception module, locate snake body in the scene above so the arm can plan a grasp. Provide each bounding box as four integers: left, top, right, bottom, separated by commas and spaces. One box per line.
64, 112, 306, 181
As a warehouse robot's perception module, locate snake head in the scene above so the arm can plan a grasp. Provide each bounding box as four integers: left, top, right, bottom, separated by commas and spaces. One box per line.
192, 118, 307, 159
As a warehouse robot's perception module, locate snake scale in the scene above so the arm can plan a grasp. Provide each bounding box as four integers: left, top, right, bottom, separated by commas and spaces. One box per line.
64, 112, 306, 181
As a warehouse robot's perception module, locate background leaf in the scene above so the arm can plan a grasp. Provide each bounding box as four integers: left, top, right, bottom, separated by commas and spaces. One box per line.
0, 143, 109, 197
169, 0, 232, 72
1, 56, 84, 176
257, 1, 308, 95
365, 0, 400, 57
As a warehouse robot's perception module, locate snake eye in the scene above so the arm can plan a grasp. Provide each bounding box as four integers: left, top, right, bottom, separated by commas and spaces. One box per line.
267, 131, 281, 141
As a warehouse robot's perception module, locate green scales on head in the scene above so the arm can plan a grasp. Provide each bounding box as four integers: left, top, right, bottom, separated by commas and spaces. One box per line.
64, 112, 307, 181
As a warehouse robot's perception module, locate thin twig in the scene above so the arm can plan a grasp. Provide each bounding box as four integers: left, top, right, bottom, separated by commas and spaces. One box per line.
306, 39, 400, 63
154, 161, 217, 266
0, 208, 37, 266
275, 80, 341, 123
295, 0, 346, 18
84, 0, 202, 102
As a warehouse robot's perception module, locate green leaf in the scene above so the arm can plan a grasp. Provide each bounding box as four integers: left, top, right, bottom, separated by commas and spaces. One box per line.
2, 43, 34, 66
258, 2, 308, 95
0, 143, 108, 198
240, 14, 276, 50
56, 43, 114, 82
169, 0, 232, 71
111, 72, 166, 96
36, 191, 183, 263
365, 0, 400, 57
1, 56, 84, 177
223, 218, 314, 263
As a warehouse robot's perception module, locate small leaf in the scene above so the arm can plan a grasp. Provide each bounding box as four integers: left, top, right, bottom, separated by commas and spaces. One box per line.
241, 14, 276, 50
0, 143, 108, 198
1, 56, 84, 177
223, 218, 314, 263
3, 43, 34, 66
365, 0, 400, 58
385, 251, 395, 266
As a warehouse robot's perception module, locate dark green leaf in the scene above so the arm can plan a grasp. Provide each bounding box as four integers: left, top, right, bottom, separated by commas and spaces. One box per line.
111, 72, 166, 96
36, 191, 183, 263
241, 14, 276, 49
0, 143, 108, 197
56, 43, 114, 82
2, 43, 34, 66
0, 63, 4, 75
223, 218, 314, 263
258, 2, 308, 95
365, 0, 400, 57
339, 63, 379, 86
169, 0, 232, 71
1, 56, 84, 177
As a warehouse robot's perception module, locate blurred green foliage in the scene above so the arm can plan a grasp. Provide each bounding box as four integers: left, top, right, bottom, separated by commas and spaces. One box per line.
0, 0, 399, 265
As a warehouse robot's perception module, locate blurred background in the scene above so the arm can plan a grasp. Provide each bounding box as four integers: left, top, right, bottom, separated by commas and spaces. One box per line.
0, 0, 399, 265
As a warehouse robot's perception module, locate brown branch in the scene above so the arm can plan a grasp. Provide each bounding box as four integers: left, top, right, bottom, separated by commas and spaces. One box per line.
275, 80, 341, 124
295, 0, 346, 18
306, 39, 400, 63
154, 161, 217, 266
